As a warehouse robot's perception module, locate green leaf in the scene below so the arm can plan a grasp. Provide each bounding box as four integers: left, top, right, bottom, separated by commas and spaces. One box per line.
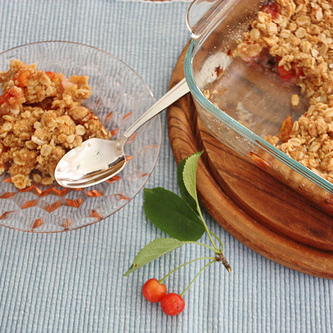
177, 158, 198, 214
124, 238, 184, 276
143, 187, 205, 241
181, 151, 203, 207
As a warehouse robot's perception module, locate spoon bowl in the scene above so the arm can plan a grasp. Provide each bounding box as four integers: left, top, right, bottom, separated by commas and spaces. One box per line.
55, 137, 126, 188
55, 78, 190, 188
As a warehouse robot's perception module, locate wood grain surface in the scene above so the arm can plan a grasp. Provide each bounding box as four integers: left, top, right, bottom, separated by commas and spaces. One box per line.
167, 43, 333, 279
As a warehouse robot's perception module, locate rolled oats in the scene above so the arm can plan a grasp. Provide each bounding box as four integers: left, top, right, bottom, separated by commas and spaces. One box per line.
0, 60, 111, 189
291, 94, 300, 106
233, 0, 333, 183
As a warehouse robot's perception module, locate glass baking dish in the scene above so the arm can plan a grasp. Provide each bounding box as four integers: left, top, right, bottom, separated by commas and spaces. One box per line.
184, 0, 333, 216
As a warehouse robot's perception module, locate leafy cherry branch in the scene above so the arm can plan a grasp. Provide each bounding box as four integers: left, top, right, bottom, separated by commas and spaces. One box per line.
124, 151, 231, 315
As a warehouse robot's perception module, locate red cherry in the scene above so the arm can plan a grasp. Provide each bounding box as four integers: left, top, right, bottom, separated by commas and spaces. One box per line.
277, 65, 295, 79
276, 58, 304, 79
262, 1, 280, 20
142, 278, 167, 303
160, 293, 185, 316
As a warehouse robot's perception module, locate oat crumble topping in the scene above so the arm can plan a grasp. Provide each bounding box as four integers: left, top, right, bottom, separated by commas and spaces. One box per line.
0, 60, 111, 189
234, 0, 333, 182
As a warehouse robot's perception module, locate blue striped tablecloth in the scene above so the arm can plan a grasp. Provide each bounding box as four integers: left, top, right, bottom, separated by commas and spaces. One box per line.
0, 1, 332, 332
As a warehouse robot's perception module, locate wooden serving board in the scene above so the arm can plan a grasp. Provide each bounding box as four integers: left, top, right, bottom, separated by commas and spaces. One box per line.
167, 43, 333, 279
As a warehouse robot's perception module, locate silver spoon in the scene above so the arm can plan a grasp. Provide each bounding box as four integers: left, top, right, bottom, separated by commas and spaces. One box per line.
55, 78, 189, 188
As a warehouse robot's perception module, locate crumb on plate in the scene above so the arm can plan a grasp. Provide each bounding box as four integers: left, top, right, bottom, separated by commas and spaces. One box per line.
0, 59, 111, 189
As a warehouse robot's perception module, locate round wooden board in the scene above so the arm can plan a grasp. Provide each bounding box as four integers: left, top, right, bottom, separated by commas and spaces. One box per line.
167, 43, 333, 279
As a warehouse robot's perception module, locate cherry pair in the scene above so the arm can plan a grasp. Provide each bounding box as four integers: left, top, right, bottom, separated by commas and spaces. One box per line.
142, 278, 185, 316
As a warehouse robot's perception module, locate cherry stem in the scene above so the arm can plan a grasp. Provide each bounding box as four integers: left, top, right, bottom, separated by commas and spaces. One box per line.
159, 257, 216, 284
180, 260, 215, 297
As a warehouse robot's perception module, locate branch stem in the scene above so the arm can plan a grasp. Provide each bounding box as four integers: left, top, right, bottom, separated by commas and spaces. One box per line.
215, 253, 232, 273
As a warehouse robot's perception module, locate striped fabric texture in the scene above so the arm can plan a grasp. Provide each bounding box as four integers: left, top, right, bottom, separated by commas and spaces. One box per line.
0, 0, 332, 332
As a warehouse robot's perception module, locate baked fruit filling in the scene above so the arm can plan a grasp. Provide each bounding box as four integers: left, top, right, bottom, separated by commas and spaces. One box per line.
234, 0, 333, 183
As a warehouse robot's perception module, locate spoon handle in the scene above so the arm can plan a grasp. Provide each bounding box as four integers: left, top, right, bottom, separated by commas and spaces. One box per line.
123, 78, 190, 140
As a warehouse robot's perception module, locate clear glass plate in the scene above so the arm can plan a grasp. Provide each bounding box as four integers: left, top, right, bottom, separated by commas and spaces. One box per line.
0, 41, 162, 232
